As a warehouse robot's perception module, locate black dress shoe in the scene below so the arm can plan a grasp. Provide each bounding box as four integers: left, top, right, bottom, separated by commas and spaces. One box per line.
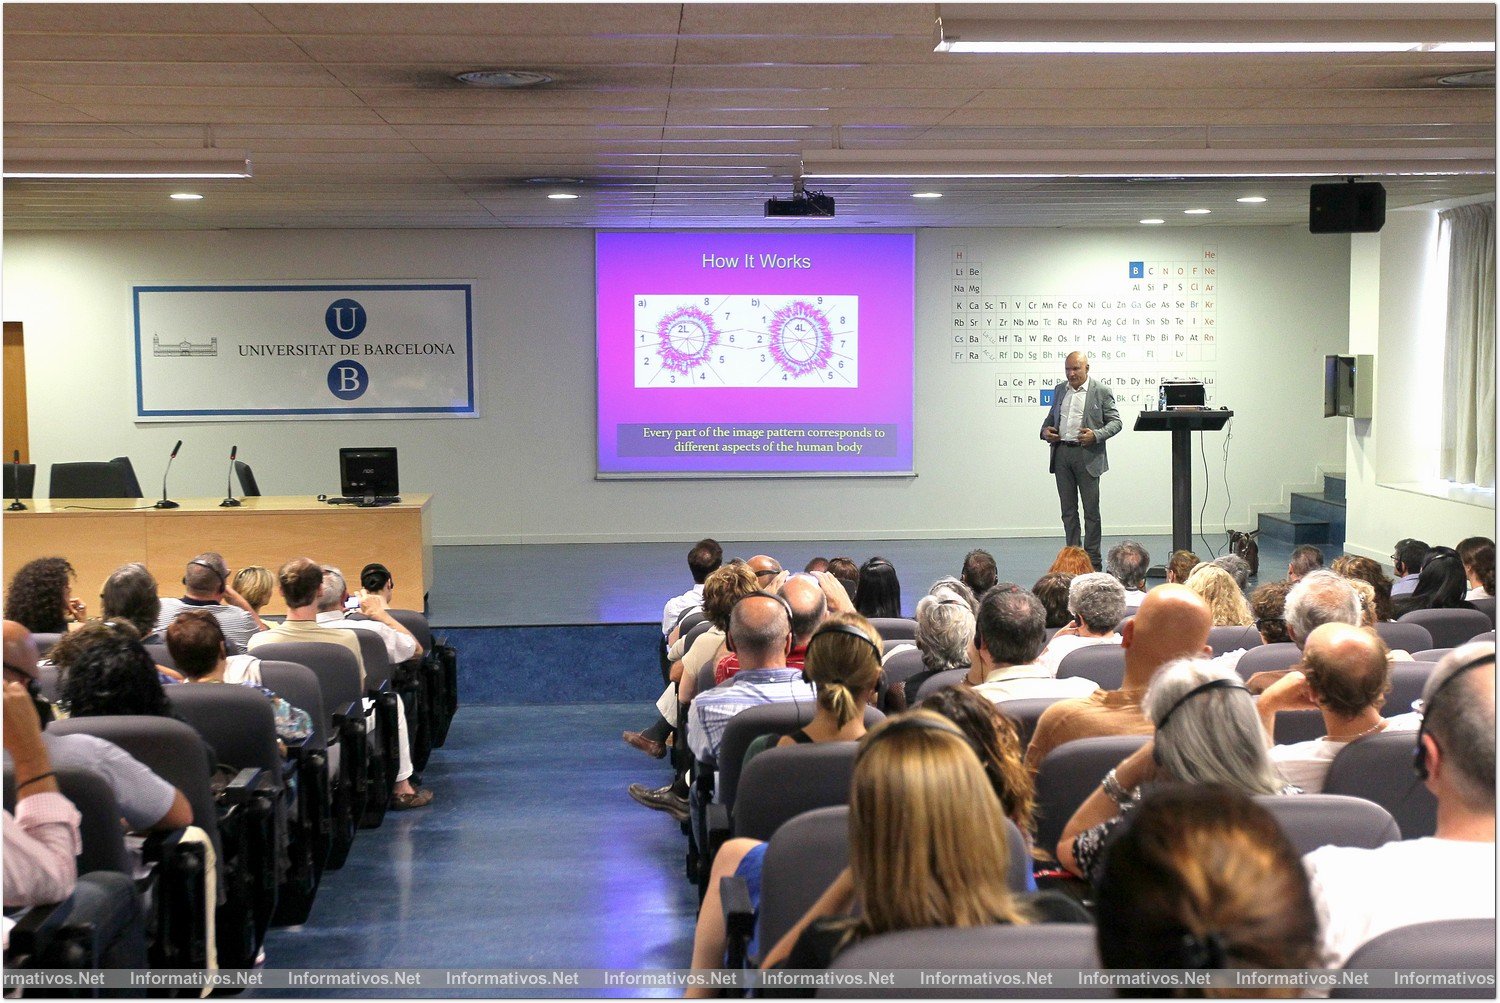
628, 782, 689, 822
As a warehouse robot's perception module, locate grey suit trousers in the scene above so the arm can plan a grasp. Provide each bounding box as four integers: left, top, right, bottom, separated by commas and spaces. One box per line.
1053, 444, 1103, 569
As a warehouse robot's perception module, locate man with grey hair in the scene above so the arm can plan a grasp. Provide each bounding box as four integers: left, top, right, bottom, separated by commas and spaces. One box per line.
153, 552, 260, 651
1035, 572, 1127, 674
901, 585, 979, 704
1212, 554, 1251, 592
1106, 541, 1151, 608
968, 584, 1098, 705
1303, 642, 1495, 967
1287, 544, 1324, 583
1244, 569, 1364, 694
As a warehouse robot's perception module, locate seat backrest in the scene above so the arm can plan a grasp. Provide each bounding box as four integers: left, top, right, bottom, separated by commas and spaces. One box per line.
682, 619, 714, 655
249, 642, 361, 718
819, 925, 1106, 998
1374, 619, 1435, 654
1467, 596, 1496, 627
1272, 709, 1325, 744
869, 617, 917, 642
995, 696, 1064, 751
48, 461, 134, 499
695, 656, 719, 699
1255, 793, 1401, 854
1207, 624, 1263, 656
233, 460, 260, 497
1471, 630, 1496, 645
733, 743, 858, 841
257, 660, 328, 749
165, 684, 282, 775
1324, 730, 1436, 839
1412, 647, 1453, 662
1386, 660, 1434, 718
1397, 608, 1493, 650
385, 609, 433, 656
1033, 734, 1151, 861
881, 647, 926, 687
47, 715, 222, 863
3, 462, 36, 499
144, 642, 177, 670
4, 763, 133, 876
108, 456, 144, 498
36, 663, 62, 703
348, 628, 392, 689
1235, 642, 1303, 678
675, 607, 706, 635
912, 668, 967, 703
715, 703, 881, 807
758, 806, 850, 957
1332, 919, 1496, 998
32, 633, 61, 657
1056, 645, 1126, 689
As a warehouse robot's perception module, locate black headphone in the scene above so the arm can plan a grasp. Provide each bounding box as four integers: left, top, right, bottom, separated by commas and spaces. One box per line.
1154, 677, 1250, 732
855, 713, 978, 762
183, 559, 225, 589
727, 591, 794, 654
1412, 651, 1494, 779
803, 621, 883, 684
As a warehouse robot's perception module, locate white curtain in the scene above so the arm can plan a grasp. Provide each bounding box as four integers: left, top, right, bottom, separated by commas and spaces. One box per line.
1438, 202, 1496, 489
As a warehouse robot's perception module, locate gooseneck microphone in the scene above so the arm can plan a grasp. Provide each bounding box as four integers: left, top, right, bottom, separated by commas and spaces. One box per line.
154, 439, 183, 509
219, 445, 242, 508
7, 450, 26, 511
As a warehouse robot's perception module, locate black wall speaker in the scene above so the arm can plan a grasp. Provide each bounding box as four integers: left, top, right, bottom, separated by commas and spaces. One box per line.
1309, 181, 1387, 233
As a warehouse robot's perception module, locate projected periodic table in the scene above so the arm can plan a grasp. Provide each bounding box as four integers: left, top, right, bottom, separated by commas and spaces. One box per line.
949, 246, 1221, 409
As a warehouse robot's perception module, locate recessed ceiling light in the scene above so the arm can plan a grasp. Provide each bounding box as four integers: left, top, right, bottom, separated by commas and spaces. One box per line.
454, 70, 553, 88
1184, 208, 1212, 215
1140, 219, 1165, 225
911, 192, 943, 199
1236, 196, 1267, 204
170, 192, 203, 201
547, 192, 580, 200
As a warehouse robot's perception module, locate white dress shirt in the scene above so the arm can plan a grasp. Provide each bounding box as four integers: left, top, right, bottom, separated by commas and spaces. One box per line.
1058, 379, 1089, 442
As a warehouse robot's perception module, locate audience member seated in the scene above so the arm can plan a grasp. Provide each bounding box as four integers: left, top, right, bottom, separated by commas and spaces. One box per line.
960, 548, 998, 600
968, 586, 1098, 706
1389, 537, 1429, 597
6, 557, 85, 636
4, 677, 81, 920
1458, 536, 1495, 601
316, 566, 423, 662
1392, 547, 1477, 617
1287, 544, 1324, 583
898, 583, 977, 705
231, 566, 275, 618
762, 711, 1088, 971
165, 610, 314, 744
803, 557, 828, 574
714, 573, 827, 685
1331, 554, 1395, 622
853, 557, 900, 619
1249, 580, 1294, 645
153, 553, 260, 652
1244, 570, 1364, 693
1035, 572, 1127, 674
1031, 572, 1075, 629
684, 613, 883, 985
1166, 549, 1199, 585
746, 554, 783, 592
1344, 578, 1379, 628
1185, 564, 1253, 626
1303, 643, 1495, 968
1257, 623, 1414, 792
827, 557, 860, 603
1094, 784, 1319, 985
56, 629, 174, 720
1047, 546, 1094, 576
1212, 553, 1252, 593
1106, 540, 1150, 608
662, 539, 722, 636
1058, 658, 1294, 882
1026, 585, 1212, 769
99, 563, 162, 641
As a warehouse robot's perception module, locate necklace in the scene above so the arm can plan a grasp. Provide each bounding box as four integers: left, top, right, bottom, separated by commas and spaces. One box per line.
1321, 718, 1388, 743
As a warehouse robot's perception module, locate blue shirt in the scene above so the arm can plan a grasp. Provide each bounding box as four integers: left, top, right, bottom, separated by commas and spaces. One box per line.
686, 667, 815, 763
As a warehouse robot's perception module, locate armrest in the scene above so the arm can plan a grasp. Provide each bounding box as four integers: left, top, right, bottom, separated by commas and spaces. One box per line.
721, 874, 755, 972
218, 767, 269, 807
707, 802, 730, 849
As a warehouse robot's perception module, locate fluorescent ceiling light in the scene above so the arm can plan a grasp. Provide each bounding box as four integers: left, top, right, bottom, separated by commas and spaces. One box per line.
933, 16, 1495, 55
547, 192, 580, 200
911, 191, 944, 199
1140, 219, 1165, 225
1237, 196, 1268, 203
1184, 208, 1212, 215
169, 193, 204, 201
4, 149, 252, 180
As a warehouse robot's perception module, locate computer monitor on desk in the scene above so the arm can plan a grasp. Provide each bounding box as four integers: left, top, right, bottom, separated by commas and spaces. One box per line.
339, 447, 399, 502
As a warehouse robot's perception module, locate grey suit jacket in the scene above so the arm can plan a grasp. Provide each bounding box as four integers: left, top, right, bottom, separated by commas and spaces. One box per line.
1040, 379, 1123, 478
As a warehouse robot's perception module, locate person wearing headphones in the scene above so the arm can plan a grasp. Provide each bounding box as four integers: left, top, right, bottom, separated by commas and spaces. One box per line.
151, 552, 260, 651
1302, 642, 1495, 968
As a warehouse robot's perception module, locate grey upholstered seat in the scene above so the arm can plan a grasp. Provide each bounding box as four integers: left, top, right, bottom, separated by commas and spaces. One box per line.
1386, 660, 1434, 717
1032, 734, 1150, 862
1397, 608, 1493, 649
733, 742, 858, 841
1333, 919, 1495, 998
1235, 642, 1303, 678
912, 668, 967, 703
869, 617, 917, 642
1412, 647, 1453, 662
881, 646, 926, 688
1056, 644, 1126, 689
1373, 620, 1434, 654
1254, 793, 1401, 854
1272, 709, 1325, 744
994, 696, 1065, 750
1324, 730, 1436, 839
1207, 624, 1262, 655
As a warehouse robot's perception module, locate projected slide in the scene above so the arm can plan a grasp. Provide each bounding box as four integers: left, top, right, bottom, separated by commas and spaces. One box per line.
598, 232, 914, 476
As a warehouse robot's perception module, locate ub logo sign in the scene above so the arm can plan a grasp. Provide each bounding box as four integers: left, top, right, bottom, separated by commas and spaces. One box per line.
133, 282, 475, 421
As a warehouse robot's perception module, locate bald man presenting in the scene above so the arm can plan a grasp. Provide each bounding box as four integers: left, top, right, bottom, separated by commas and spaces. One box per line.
1041, 351, 1122, 571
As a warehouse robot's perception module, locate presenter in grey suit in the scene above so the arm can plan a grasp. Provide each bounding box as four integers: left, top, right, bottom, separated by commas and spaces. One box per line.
1040, 351, 1122, 571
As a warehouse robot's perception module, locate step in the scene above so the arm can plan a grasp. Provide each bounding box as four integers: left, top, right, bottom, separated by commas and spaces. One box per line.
1291, 492, 1347, 542
1258, 511, 1335, 547
1324, 472, 1346, 504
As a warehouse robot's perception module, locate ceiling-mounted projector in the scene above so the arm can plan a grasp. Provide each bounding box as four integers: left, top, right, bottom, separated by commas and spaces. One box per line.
765, 190, 835, 218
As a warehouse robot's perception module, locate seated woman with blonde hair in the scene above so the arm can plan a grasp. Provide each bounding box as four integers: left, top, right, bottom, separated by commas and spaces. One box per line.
1185, 564, 1254, 627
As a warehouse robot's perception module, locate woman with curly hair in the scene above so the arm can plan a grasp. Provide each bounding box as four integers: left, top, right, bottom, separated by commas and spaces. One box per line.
1330, 554, 1396, 622
1185, 564, 1253, 627
57, 626, 173, 720
5, 557, 84, 635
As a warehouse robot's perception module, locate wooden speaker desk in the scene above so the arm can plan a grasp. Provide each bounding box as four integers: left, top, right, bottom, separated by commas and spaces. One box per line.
3, 495, 432, 616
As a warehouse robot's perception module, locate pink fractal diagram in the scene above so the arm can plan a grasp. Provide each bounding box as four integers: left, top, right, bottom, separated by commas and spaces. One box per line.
655, 306, 720, 374
767, 301, 833, 376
